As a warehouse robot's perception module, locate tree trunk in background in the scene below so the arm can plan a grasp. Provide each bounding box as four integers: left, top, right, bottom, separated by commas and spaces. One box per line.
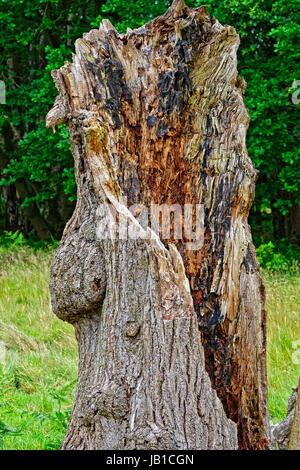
0, 167, 74, 241
272, 196, 300, 247
47, 0, 269, 449
0, 184, 32, 235
285, 200, 300, 247
0, 145, 50, 240
43, 191, 75, 239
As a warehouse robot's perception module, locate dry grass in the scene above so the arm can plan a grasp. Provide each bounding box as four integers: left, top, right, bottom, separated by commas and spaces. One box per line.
264, 271, 300, 423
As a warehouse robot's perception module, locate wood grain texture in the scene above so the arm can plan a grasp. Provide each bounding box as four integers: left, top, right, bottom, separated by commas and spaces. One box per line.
47, 0, 269, 449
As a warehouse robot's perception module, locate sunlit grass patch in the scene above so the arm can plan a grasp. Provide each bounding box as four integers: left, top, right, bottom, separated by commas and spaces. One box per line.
0, 245, 77, 450
264, 270, 300, 424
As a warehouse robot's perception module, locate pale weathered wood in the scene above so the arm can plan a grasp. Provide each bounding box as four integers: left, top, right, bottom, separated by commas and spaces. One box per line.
47, 0, 269, 449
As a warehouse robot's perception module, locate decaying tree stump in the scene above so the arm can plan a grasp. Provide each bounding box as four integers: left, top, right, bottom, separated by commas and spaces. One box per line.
47, 0, 269, 449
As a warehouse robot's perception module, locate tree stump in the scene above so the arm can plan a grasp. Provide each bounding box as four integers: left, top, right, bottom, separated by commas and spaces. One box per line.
47, 0, 269, 450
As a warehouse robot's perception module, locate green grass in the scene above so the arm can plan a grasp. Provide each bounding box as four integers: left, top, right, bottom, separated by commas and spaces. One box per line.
0, 244, 299, 449
0, 245, 77, 450
264, 270, 300, 424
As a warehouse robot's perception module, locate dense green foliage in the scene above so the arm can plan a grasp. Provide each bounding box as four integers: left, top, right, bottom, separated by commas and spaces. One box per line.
0, 0, 299, 245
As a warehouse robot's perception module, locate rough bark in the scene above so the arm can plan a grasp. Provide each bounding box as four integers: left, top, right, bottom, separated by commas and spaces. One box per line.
270, 381, 299, 450
47, 0, 269, 449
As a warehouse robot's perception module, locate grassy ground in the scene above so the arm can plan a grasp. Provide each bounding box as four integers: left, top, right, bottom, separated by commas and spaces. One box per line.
0, 245, 299, 449
0, 246, 77, 450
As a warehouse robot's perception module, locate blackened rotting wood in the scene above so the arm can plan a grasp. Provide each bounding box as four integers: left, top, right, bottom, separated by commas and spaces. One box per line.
104, 59, 126, 128
158, 71, 174, 95
86, 60, 104, 102
122, 84, 133, 102
86, 56, 132, 128
157, 65, 191, 116
147, 115, 157, 127
209, 175, 232, 225
156, 118, 170, 137
105, 58, 123, 95
175, 39, 192, 63
157, 28, 192, 118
